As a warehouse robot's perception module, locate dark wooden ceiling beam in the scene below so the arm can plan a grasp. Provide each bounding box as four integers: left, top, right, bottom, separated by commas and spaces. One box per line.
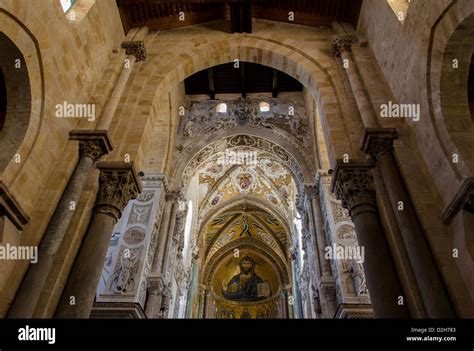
272, 69, 278, 98
230, 0, 252, 33
240, 62, 246, 98
117, 0, 362, 35
208, 68, 215, 100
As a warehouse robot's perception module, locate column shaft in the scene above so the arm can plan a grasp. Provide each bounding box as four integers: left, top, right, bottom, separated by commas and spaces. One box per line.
8, 132, 112, 318
55, 211, 117, 318
310, 197, 332, 277
96, 55, 136, 130
8, 156, 93, 318
340, 50, 378, 128
350, 204, 407, 317
145, 278, 164, 318
332, 35, 378, 128
362, 129, 454, 317
332, 162, 409, 318
55, 162, 141, 318
378, 150, 454, 317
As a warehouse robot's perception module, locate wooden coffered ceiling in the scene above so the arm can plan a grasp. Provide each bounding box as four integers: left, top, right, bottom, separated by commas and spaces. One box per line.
185, 62, 302, 98
116, 0, 362, 34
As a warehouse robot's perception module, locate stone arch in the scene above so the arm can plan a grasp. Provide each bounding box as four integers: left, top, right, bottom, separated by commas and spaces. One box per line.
112, 34, 352, 173
428, 0, 474, 183
0, 32, 31, 173
176, 133, 311, 191
0, 9, 44, 183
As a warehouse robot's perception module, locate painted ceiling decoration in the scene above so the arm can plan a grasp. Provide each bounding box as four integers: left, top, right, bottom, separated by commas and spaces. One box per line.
175, 67, 318, 319
195, 147, 297, 223
202, 205, 287, 264
179, 134, 309, 194
177, 97, 311, 152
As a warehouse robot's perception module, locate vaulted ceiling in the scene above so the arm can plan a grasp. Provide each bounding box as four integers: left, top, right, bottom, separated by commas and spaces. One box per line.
116, 0, 362, 33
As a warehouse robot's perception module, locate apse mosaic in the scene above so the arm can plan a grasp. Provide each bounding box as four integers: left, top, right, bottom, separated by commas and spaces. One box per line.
188, 144, 301, 319
211, 254, 280, 301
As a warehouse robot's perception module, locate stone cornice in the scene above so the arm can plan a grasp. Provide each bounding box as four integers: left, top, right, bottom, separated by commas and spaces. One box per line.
0, 181, 29, 230
361, 128, 398, 160
69, 129, 114, 160
442, 177, 474, 223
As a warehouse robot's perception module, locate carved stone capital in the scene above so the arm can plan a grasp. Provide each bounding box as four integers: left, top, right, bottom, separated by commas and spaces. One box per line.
442, 177, 474, 222
361, 128, 398, 160
95, 162, 142, 221
69, 129, 114, 161
121, 41, 147, 61
147, 276, 165, 296
331, 35, 358, 58
330, 161, 376, 211
319, 280, 336, 302
165, 189, 180, 202
304, 183, 319, 200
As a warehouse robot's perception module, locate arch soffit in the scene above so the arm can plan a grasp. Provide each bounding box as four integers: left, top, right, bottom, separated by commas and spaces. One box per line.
130, 34, 351, 169
0, 9, 45, 189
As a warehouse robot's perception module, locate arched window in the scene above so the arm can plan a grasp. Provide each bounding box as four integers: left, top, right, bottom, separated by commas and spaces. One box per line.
60, 0, 77, 13
183, 200, 193, 262
216, 102, 227, 113
259, 101, 270, 112
387, 0, 410, 24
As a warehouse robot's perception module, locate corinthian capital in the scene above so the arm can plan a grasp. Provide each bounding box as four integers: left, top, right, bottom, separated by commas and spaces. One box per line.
330, 161, 375, 211
121, 41, 147, 61
69, 130, 114, 161
95, 162, 142, 220
331, 35, 358, 57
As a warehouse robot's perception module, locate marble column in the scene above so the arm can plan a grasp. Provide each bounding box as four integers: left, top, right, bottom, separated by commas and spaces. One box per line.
55, 162, 141, 318
8, 130, 112, 318
332, 35, 378, 129
144, 277, 164, 318
10, 40, 145, 318
331, 161, 409, 318
362, 129, 454, 318
158, 284, 172, 319
161, 194, 183, 284
145, 190, 179, 317
304, 183, 337, 318
96, 41, 146, 130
